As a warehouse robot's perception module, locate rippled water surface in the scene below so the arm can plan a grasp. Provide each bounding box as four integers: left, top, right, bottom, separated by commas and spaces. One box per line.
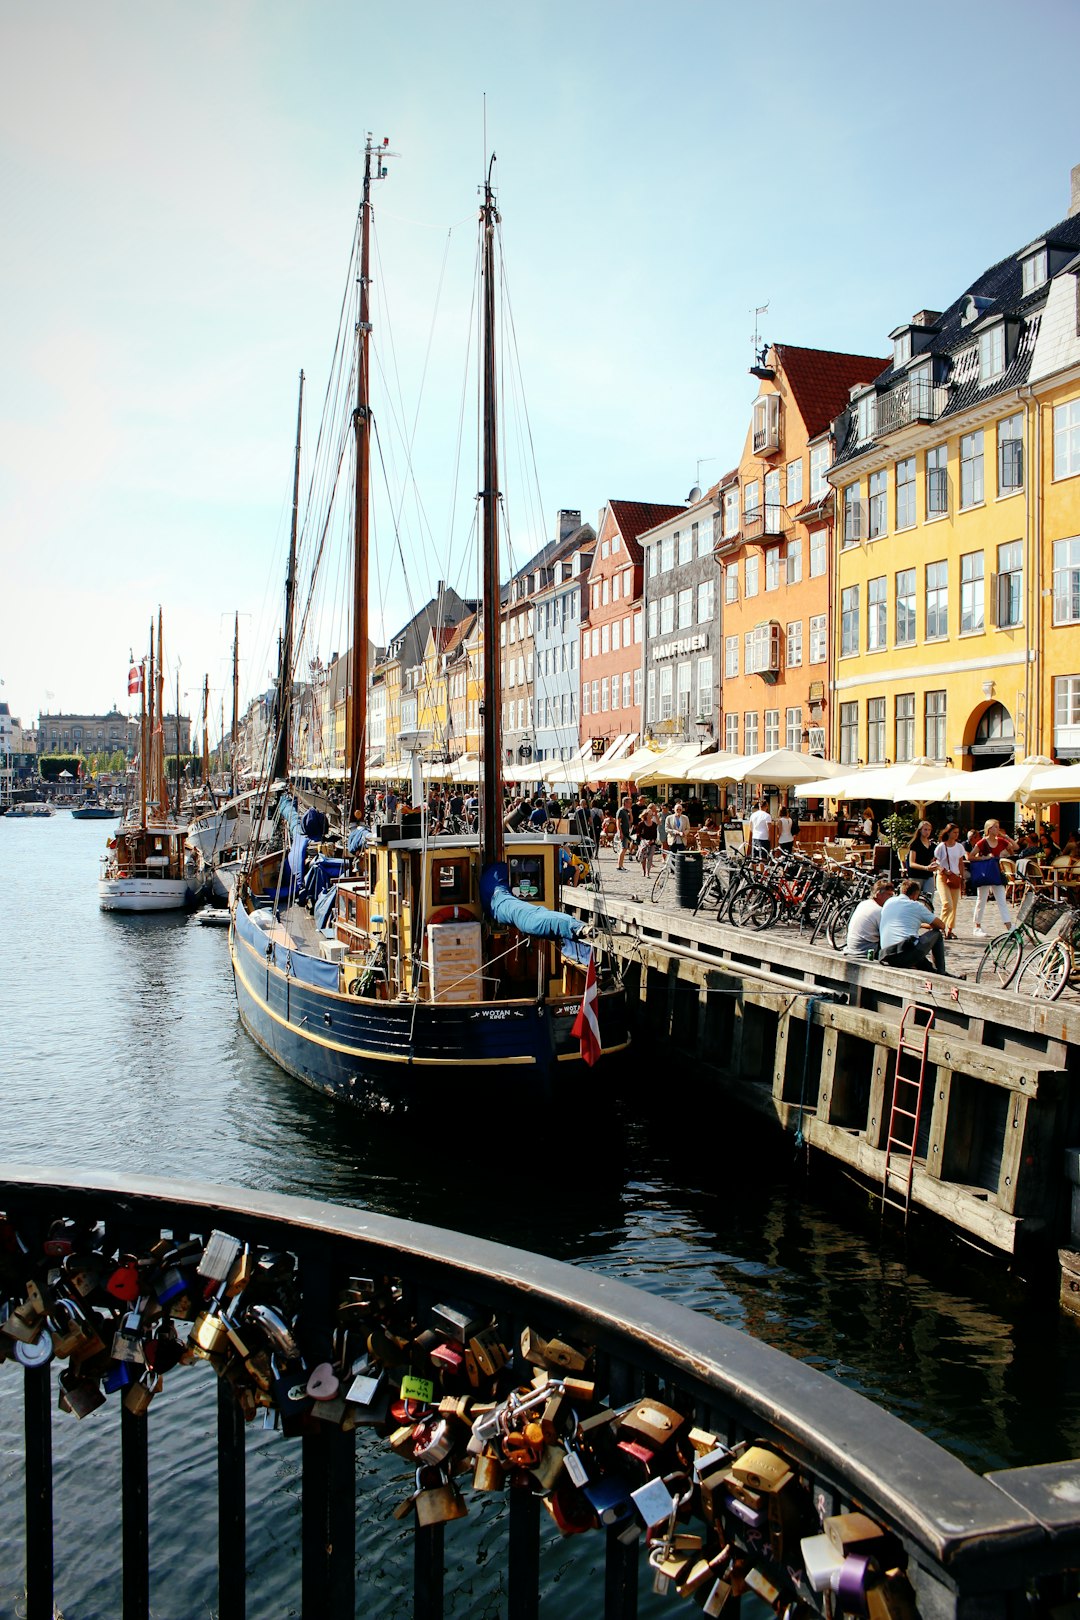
1, 814, 1078, 1616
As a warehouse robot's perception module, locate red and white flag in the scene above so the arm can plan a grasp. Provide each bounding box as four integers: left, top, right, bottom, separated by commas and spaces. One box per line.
128, 658, 143, 697
571, 947, 601, 1067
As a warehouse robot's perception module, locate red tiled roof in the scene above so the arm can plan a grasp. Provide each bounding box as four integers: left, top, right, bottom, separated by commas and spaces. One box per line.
608, 499, 685, 565
774, 345, 890, 439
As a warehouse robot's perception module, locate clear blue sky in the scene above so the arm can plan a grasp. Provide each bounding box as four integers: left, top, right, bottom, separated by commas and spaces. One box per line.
3, 0, 1078, 738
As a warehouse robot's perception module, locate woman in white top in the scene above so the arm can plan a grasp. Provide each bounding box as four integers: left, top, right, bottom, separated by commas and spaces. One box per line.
777, 809, 795, 851
933, 823, 967, 939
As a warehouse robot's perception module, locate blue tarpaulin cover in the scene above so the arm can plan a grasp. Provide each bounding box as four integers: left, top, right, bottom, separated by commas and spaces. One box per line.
297, 857, 344, 907
288, 832, 310, 884
235, 895, 340, 990
480, 864, 581, 942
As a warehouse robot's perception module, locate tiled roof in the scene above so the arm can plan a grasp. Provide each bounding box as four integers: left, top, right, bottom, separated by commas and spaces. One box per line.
775, 345, 891, 439
833, 207, 1080, 470
608, 499, 685, 565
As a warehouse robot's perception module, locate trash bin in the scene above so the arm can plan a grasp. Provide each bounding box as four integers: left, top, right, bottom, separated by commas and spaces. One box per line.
675, 851, 703, 909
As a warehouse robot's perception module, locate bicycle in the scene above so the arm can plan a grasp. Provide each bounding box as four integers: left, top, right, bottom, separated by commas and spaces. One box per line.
1013, 906, 1080, 1000
974, 891, 1068, 988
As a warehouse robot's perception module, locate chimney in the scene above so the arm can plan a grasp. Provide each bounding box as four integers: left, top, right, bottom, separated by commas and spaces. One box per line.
1070, 162, 1080, 218
911, 310, 941, 328
556, 509, 581, 543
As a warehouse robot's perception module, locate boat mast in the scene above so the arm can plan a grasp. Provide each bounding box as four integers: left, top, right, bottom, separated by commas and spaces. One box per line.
479, 157, 505, 869
175, 667, 182, 818
155, 610, 167, 819
347, 134, 394, 814
140, 625, 149, 828
273, 370, 304, 784
202, 675, 210, 785
231, 612, 239, 796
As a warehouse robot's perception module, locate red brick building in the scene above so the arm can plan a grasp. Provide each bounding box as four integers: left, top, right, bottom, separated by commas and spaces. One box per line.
580, 499, 684, 752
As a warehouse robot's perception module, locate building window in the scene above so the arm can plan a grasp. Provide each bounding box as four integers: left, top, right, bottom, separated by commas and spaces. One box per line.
659, 667, 673, 719
896, 568, 916, 646
1054, 400, 1080, 480
926, 560, 948, 639
895, 456, 916, 530
582, 683, 591, 716
724, 635, 739, 678
809, 614, 827, 663
839, 702, 858, 765
744, 711, 759, 752
725, 566, 738, 604
926, 444, 948, 515
698, 578, 715, 622
868, 470, 887, 538
676, 587, 693, 629
634, 612, 642, 643
1054, 676, 1080, 750
677, 662, 692, 718
660, 533, 675, 572
623, 614, 631, 646
857, 392, 876, 442
611, 620, 620, 651
809, 441, 830, 500
867, 698, 886, 764
764, 709, 780, 751
602, 578, 610, 606
1053, 537, 1080, 624
633, 667, 642, 707
786, 458, 803, 507
660, 594, 675, 635
725, 713, 739, 751
745, 554, 760, 597
601, 540, 609, 560
764, 469, 782, 532
647, 600, 658, 640
925, 690, 947, 759
893, 331, 912, 368
697, 656, 713, 716
601, 623, 610, 655
996, 539, 1023, 628
867, 576, 887, 650
1023, 248, 1048, 294
786, 620, 803, 667
998, 413, 1023, 493
842, 484, 863, 544
724, 486, 740, 535
744, 480, 760, 523
960, 551, 985, 634
979, 324, 1005, 383
895, 694, 915, 762
678, 529, 692, 565
612, 573, 620, 602
646, 670, 655, 721
786, 538, 802, 584
623, 670, 632, 709
809, 530, 826, 578
695, 521, 709, 559
785, 707, 803, 752
841, 585, 860, 656
960, 431, 984, 509
765, 546, 781, 591
592, 679, 599, 713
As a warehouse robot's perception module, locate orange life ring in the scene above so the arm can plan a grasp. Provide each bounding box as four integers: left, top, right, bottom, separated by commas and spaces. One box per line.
426, 905, 472, 930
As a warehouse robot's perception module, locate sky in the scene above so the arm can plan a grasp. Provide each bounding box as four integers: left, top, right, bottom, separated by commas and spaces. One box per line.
3, 0, 1079, 742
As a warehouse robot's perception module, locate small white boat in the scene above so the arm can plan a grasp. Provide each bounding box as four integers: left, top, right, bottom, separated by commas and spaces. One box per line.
5, 801, 54, 818
99, 823, 204, 912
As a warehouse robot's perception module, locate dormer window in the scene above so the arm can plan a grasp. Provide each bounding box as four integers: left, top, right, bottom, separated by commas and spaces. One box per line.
893, 331, 912, 368
979, 323, 1006, 383
856, 391, 877, 443
1022, 247, 1048, 295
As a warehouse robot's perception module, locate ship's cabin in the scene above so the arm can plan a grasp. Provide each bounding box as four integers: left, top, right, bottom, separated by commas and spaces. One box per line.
110, 825, 190, 880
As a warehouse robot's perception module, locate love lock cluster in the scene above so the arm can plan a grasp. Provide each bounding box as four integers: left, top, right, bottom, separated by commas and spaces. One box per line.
0, 1215, 919, 1618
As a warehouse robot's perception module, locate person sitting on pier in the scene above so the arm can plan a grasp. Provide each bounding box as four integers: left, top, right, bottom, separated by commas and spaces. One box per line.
843, 878, 893, 959
878, 879, 952, 975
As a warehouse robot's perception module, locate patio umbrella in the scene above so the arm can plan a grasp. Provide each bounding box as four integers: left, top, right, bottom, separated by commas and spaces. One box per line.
911, 758, 1057, 804
624, 743, 710, 786
690, 748, 847, 788
798, 758, 958, 802
1020, 764, 1080, 804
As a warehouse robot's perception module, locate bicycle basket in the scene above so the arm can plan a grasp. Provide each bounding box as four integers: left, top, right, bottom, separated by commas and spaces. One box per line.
1019, 893, 1071, 936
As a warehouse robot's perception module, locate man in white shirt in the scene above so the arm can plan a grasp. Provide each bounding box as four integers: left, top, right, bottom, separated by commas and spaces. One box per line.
749, 801, 773, 859
843, 878, 894, 959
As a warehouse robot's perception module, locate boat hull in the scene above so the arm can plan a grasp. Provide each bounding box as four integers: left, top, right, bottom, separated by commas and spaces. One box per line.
230, 905, 629, 1111
72, 807, 120, 820
98, 877, 199, 912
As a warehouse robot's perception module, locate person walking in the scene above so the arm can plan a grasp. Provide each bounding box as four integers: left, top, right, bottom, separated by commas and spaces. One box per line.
638, 802, 660, 877
616, 795, 633, 870
749, 800, 773, 860
970, 818, 1017, 938
906, 820, 939, 907
666, 800, 689, 853
777, 804, 796, 854
933, 823, 966, 939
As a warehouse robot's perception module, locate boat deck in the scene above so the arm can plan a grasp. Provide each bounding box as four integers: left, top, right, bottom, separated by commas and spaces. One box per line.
263, 904, 329, 956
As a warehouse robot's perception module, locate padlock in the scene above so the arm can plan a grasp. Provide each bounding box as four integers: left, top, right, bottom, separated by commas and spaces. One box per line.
273, 1361, 314, 1433
865, 1572, 918, 1620
144, 1319, 185, 1376
745, 1567, 781, 1606
582, 1473, 634, 1526
367, 1325, 411, 1367
225, 1245, 255, 1298
825, 1513, 892, 1559
414, 1464, 469, 1528
306, 1362, 340, 1402
468, 1326, 507, 1378
2, 1293, 46, 1345
58, 1366, 106, 1419
832, 1554, 880, 1613
246, 1303, 300, 1361
104, 1360, 134, 1395
615, 1437, 656, 1479
432, 1302, 486, 1342
732, 1445, 793, 1492
49, 1297, 91, 1360
106, 1257, 141, 1303
122, 1372, 157, 1416
619, 1399, 687, 1451
545, 1474, 597, 1535
197, 1230, 243, 1283
631, 1474, 677, 1530
62, 1253, 102, 1298
530, 1443, 566, 1492
14, 1330, 55, 1370
415, 1416, 455, 1466
112, 1308, 148, 1366
430, 1339, 465, 1375
473, 1447, 506, 1492
43, 1218, 86, 1258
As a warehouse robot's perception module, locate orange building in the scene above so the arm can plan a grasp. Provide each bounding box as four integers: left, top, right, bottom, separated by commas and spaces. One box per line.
714, 345, 887, 760
580, 500, 683, 753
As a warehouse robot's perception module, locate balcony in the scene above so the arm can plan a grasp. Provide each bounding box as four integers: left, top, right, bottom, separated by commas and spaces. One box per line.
741, 503, 788, 543
875, 377, 946, 435
0, 1166, 1075, 1620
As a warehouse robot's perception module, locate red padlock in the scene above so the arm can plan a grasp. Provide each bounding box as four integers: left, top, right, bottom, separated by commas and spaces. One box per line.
106, 1259, 141, 1303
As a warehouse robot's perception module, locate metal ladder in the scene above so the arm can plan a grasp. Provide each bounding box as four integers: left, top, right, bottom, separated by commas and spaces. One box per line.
881, 1002, 935, 1227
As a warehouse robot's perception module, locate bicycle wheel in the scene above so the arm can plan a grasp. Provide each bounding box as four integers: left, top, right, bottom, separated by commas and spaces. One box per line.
828, 901, 856, 952
650, 861, 671, 904
1017, 940, 1071, 1001
730, 883, 778, 930
974, 930, 1024, 988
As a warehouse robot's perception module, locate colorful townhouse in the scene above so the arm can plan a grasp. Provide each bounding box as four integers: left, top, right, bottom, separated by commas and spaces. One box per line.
714, 345, 887, 759
580, 500, 683, 755
500, 512, 589, 767
639, 489, 722, 743
828, 175, 1080, 772
375, 587, 474, 768
532, 516, 595, 766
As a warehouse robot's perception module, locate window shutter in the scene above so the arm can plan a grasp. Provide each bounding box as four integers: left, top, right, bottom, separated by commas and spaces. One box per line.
991, 571, 1002, 628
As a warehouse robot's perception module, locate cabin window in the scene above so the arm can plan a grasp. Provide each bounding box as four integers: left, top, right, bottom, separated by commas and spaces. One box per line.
431, 858, 471, 905
507, 855, 545, 902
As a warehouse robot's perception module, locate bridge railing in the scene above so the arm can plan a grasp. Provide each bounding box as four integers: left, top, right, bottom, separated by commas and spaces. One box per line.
0, 1165, 1074, 1620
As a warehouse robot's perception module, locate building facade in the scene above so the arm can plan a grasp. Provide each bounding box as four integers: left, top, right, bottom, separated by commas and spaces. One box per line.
640, 491, 721, 745
532, 517, 594, 765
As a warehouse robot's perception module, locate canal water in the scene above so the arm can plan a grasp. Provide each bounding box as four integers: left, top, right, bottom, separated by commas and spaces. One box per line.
1, 813, 1079, 1617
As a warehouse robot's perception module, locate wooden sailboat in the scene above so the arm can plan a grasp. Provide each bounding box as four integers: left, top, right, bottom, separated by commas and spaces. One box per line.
229, 142, 629, 1110
98, 611, 205, 912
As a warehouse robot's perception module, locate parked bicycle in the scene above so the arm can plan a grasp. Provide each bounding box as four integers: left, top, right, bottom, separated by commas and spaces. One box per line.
974, 891, 1068, 988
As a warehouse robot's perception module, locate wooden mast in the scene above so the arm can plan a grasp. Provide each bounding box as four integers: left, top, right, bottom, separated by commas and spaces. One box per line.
202, 675, 210, 785
140, 624, 149, 828
347, 140, 375, 813
273, 370, 304, 784
155, 610, 167, 819
231, 612, 239, 796
479, 157, 505, 869
175, 667, 182, 819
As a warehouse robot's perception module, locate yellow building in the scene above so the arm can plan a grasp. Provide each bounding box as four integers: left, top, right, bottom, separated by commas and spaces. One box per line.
829, 182, 1080, 777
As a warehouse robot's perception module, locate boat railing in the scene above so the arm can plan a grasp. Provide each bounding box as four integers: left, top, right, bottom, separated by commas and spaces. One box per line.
0, 1166, 1073, 1620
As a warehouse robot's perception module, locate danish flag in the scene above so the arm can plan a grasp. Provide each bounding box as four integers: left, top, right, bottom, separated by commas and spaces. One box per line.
128, 657, 143, 697
571, 947, 602, 1066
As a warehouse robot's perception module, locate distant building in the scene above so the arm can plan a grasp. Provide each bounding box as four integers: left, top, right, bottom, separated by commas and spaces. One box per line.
640, 492, 722, 745
35, 709, 195, 759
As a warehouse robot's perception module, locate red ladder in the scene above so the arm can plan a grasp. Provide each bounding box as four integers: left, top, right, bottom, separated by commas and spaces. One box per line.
881, 1003, 935, 1227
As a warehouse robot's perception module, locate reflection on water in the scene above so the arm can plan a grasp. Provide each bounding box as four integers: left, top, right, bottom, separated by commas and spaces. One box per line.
0, 815, 1079, 1614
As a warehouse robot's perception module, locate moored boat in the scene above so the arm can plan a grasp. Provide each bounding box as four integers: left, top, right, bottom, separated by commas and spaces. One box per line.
5, 801, 54, 818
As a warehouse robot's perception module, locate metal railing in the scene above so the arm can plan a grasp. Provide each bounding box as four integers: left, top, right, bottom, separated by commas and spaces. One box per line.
740, 503, 787, 541
0, 1166, 1076, 1620
876, 378, 946, 435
